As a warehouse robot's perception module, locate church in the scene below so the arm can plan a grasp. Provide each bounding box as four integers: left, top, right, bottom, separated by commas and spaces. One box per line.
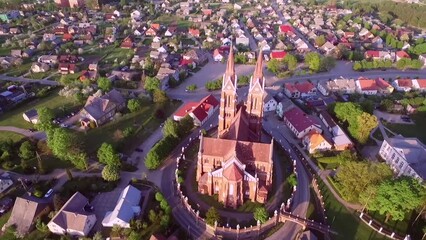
196, 47, 274, 208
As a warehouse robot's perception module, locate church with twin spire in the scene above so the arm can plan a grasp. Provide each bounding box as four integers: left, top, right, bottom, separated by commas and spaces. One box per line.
196, 47, 274, 208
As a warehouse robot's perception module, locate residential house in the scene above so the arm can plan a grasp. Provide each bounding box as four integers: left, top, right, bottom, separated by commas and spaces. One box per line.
303, 132, 332, 153
183, 49, 208, 65
59, 63, 77, 74
146, 24, 160, 36
43, 33, 57, 42
47, 192, 96, 237
121, 36, 134, 49
270, 51, 287, 61
80, 89, 126, 127
155, 67, 179, 90
264, 94, 278, 112
284, 82, 316, 98
174, 95, 219, 126
23, 109, 39, 124
276, 97, 295, 119
412, 79, 426, 92
188, 28, 200, 38
320, 41, 335, 54
0, 90, 26, 103
392, 79, 413, 92
283, 107, 322, 139
38, 55, 58, 65
379, 136, 426, 181
279, 25, 293, 35
164, 26, 176, 37
396, 51, 410, 61
31, 62, 50, 73
236, 35, 249, 46
3, 197, 50, 236
109, 70, 141, 81
102, 185, 142, 228
364, 50, 394, 61
213, 49, 224, 62
355, 77, 394, 95
317, 78, 356, 96
79, 64, 98, 81
319, 111, 353, 151
0, 176, 13, 194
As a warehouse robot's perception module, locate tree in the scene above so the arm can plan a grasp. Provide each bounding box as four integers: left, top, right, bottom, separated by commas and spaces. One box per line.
152, 89, 169, 103
144, 77, 161, 92
97, 143, 121, 167
360, 99, 375, 114
254, 207, 268, 223
163, 119, 179, 138
36, 107, 55, 131
283, 54, 297, 71
97, 77, 112, 92
19, 141, 34, 160
178, 115, 194, 138
353, 61, 362, 71
35, 218, 48, 233
315, 35, 326, 47
266, 59, 282, 74
92, 231, 104, 240
304, 52, 321, 72
320, 56, 336, 72
287, 173, 297, 187
127, 231, 141, 240
127, 99, 142, 113
336, 162, 393, 202
47, 128, 76, 161
186, 84, 197, 91
357, 112, 379, 144
380, 99, 394, 112
205, 207, 220, 226
102, 165, 121, 182
368, 177, 426, 222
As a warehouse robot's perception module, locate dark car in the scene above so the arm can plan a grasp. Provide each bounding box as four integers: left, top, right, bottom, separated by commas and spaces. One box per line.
28, 128, 36, 132
135, 148, 143, 152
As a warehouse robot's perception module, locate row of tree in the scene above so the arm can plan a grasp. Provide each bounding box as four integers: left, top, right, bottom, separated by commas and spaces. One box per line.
353, 59, 393, 71
145, 116, 194, 170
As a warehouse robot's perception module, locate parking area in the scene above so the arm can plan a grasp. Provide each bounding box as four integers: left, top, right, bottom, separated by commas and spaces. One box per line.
373, 110, 414, 124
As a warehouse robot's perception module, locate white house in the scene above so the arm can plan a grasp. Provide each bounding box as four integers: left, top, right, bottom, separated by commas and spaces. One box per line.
412, 79, 426, 92
47, 192, 96, 237
174, 95, 219, 126
378, 136, 426, 181
263, 94, 277, 112
303, 132, 332, 154
102, 185, 141, 228
213, 49, 224, 62
22, 109, 38, 124
236, 36, 249, 46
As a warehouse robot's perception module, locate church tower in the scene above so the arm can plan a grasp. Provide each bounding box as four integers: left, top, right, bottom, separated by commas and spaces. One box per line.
218, 46, 238, 136
246, 50, 265, 141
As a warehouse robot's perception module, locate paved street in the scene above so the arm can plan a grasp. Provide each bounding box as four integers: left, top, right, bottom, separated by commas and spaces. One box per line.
0, 126, 46, 140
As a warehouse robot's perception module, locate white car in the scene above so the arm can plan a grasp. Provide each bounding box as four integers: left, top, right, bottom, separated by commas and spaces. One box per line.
44, 189, 54, 198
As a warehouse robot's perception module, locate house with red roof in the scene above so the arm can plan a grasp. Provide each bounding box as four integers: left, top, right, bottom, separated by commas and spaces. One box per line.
120, 36, 134, 49
145, 25, 159, 36
173, 95, 219, 126
355, 77, 394, 95
392, 78, 413, 92
279, 25, 293, 34
283, 82, 316, 98
413, 79, 426, 92
213, 49, 223, 62
396, 51, 410, 61
188, 28, 200, 38
202, 9, 212, 16
283, 107, 322, 139
270, 51, 287, 61
364, 50, 393, 61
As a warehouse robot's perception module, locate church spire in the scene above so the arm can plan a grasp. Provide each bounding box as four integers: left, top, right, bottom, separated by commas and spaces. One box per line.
252, 49, 263, 85
223, 44, 236, 90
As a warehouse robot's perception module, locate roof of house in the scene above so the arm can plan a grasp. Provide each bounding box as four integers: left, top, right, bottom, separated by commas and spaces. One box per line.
396, 51, 410, 59
279, 25, 293, 33
365, 50, 380, 58
6, 197, 48, 235
223, 163, 243, 181
23, 109, 38, 119
306, 132, 330, 150
49, 192, 94, 233
284, 107, 320, 133
83, 89, 125, 121
102, 185, 141, 225
285, 82, 315, 93
396, 79, 412, 88
270, 51, 287, 59
416, 79, 426, 88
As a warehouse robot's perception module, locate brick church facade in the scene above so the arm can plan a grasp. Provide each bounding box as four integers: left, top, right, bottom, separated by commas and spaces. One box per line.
196, 47, 274, 208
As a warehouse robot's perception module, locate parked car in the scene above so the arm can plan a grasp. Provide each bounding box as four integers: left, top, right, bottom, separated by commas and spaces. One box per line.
44, 189, 54, 198
135, 148, 143, 152
28, 128, 36, 132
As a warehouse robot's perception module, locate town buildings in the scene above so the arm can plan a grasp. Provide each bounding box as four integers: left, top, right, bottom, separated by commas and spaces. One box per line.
379, 136, 426, 181
196, 48, 274, 208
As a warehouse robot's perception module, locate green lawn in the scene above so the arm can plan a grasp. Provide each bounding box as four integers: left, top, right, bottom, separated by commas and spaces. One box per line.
0, 89, 82, 129
0, 47, 12, 56
100, 47, 134, 65
318, 178, 389, 240
80, 100, 181, 153
59, 176, 117, 200
0, 131, 25, 142
27, 70, 56, 80
4, 62, 32, 77
155, 15, 190, 28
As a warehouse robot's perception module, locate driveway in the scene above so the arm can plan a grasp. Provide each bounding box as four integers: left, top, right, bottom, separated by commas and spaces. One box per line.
373, 110, 414, 124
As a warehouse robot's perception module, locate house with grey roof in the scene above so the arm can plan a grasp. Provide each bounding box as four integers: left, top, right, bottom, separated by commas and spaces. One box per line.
379, 135, 426, 181
102, 185, 141, 228
23, 109, 39, 124
47, 192, 96, 237
317, 78, 356, 96
79, 89, 125, 127
3, 197, 50, 236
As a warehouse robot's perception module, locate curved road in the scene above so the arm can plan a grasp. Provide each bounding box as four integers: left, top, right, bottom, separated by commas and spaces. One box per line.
0, 126, 46, 140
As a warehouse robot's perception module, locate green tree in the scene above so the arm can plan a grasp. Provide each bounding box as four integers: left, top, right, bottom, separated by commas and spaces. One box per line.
305, 52, 321, 72
97, 143, 121, 167
97, 77, 112, 92
205, 207, 220, 226
152, 89, 169, 103
102, 165, 121, 182
357, 112, 379, 144
127, 99, 142, 113
186, 84, 197, 92
287, 173, 297, 187
336, 162, 393, 202
320, 56, 336, 72
353, 61, 362, 71
144, 77, 161, 92
19, 141, 34, 160
145, 150, 161, 170
35, 218, 48, 233
266, 59, 282, 74
254, 207, 268, 223
92, 231, 104, 240
368, 177, 426, 222
178, 115, 194, 138
36, 107, 55, 131
380, 99, 394, 112
283, 54, 297, 71
360, 99, 375, 114
315, 35, 326, 47
163, 119, 179, 138
127, 231, 141, 240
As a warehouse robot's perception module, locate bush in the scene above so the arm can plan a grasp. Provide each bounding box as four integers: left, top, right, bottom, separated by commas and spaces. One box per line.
33, 189, 44, 198
205, 79, 222, 91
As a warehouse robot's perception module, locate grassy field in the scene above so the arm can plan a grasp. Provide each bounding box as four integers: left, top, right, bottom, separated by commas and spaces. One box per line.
99, 47, 134, 65
384, 112, 426, 144
80, 100, 181, 154
154, 15, 191, 28
0, 131, 25, 142
4, 62, 32, 77
27, 70, 56, 80
318, 178, 389, 240
0, 89, 82, 129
